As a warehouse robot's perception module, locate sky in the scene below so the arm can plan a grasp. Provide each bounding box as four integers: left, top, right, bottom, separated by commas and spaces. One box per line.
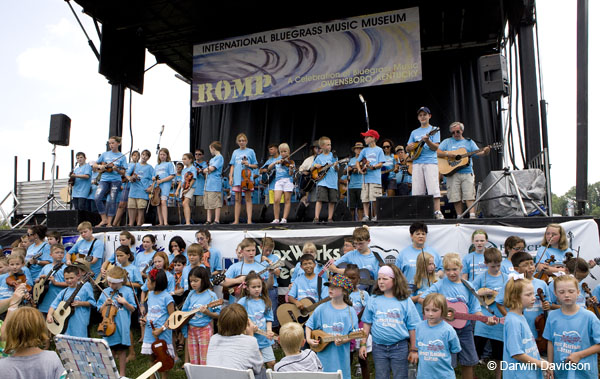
0, 1, 598, 217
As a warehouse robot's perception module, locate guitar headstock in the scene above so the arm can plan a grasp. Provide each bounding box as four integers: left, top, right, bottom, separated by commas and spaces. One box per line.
490, 142, 503, 150
211, 273, 226, 286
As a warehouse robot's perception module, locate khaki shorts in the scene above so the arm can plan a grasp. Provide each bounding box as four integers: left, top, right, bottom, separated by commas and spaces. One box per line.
182, 189, 194, 200
361, 183, 383, 203
446, 172, 476, 203
193, 195, 204, 207
127, 197, 148, 209
204, 191, 222, 210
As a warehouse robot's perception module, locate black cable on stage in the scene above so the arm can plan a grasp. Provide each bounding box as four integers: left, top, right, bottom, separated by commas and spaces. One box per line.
129, 89, 134, 157
513, 39, 527, 168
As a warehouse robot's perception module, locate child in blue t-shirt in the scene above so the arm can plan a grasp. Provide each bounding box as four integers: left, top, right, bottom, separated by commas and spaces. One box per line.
223, 238, 269, 290
36, 244, 67, 314
154, 148, 176, 226
126, 149, 155, 227
345, 265, 371, 379
67, 221, 104, 279
331, 226, 381, 283
287, 254, 328, 307
203, 141, 224, 224
238, 271, 276, 369
228, 133, 258, 224
96, 266, 136, 377
472, 248, 508, 379
416, 293, 461, 378
543, 274, 600, 379
360, 265, 420, 379
177, 153, 197, 225
70, 152, 92, 211
267, 143, 296, 224
534, 223, 572, 276
182, 266, 221, 365
410, 251, 438, 316
47, 265, 95, 337
356, 129, 385, 221
419, 253, 497, 379
306, 274, 359, 379
462, 229, 490, 281
502, 275, 547, 379
312, 136, 339, 223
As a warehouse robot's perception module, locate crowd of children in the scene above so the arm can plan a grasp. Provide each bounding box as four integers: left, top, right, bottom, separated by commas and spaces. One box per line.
0, 221, 600, 379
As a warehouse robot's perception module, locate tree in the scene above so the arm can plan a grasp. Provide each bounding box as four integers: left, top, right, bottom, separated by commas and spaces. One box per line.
552, 181, 600, 216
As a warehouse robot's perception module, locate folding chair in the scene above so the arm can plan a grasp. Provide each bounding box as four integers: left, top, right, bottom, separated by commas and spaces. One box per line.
183, 363, 255, 379
265, 369, 343, 379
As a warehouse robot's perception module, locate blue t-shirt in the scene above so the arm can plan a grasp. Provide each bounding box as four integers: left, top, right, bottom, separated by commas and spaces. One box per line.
225, 261, 268, 281
181, 165, 197, 194
207, 248, 223, 272
0, 272, 33, 300
192, 161, 208, 195
407, 125, 440, 165
592, 284, 600, 302
238, 297, 274, 348
97, 151, 127, 182
274, 162, 293, 183
357, 146, 385, 184
127, 163, 155, 200
472, 272, 508, 341
289, 275, 328, 301
70, 238, 104, 279
262, 156, 279, 190
205, 155, 224, 192
37, 263, 66, 313
50, 282, 96, 337
142, 270, 176, 293
416, 320, 461, 379
335, 249, 380, 280
312, 153, 338, 189
503, 312, 543, 379
420, 277, 481, 328
306, 302, 359, 379
501, 258, 516, 275
394, 245, 442, 284
72, 164, 92, 198
96, 286, 136, 346
26, 241, 52, 280
254, 253, 280, 288
542, 307, 600, 379
229, 148, 258, 187
182, 289, 221, 328
462, 251, 487, 281
381, 153, 395, 180
361, 295, 420, 345
497, 277, 550, 339
117, 263, 143, 286
438, 138, 480, 174
134, 251, 156, 276
290, 262, 323, 282
143, 291, 175, 345
155, 162, 176, 197
535, 246, 572, 269
349, 290, 370, 317
347, 157, 363, 189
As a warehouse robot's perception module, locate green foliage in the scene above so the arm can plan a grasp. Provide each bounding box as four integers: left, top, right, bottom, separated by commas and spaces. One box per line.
552, 181, 600, 216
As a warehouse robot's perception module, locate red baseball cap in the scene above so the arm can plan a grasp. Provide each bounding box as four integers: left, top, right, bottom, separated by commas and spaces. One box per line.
360, 129, 380, 140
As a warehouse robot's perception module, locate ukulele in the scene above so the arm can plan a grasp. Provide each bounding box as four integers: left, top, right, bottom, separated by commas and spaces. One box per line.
149, 321, 174, 372
310, 329, 366, 353
167, 299, 224, 329
32, 262, 64, 305
438, 142, 502, 176
444, 300, 504, 329
47, 272, 93, 335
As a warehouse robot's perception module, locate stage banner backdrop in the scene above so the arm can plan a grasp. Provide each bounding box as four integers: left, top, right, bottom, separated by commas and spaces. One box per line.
192, 8, 422, 106
71, 219, 600, 289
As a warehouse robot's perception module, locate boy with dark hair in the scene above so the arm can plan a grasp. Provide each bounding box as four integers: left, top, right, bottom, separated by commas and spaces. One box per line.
287, 254, 328, 307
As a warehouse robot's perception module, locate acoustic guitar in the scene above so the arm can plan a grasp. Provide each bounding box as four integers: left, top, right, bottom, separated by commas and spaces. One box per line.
407, 127, 440, 162
47, 272, 93, 335
32, 262, 64, 305
438, 142, 502, 176
95, 262, 115, 285
444, 300, 504, 329
310, 329, 366, 353
310, 158, 349, 182
167, 299, 224, 329
277, 296, 331, 326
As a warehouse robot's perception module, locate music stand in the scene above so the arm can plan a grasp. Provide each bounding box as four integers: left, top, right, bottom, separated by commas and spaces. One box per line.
461, 167, 548, 218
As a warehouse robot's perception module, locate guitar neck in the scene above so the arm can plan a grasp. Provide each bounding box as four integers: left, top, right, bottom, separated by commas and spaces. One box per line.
451, 311, 504, 325
306, 296, 331, 313
319, 330, 365, 343
64, 275, 90, 307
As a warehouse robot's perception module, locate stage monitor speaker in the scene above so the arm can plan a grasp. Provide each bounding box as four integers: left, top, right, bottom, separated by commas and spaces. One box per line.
292, 201, 351, 222
99, 25, 146, 94
168, 204, 265, 225
47, 210, 101, 228
376, 196, 433, 220
478, 54, 509, 100
48, 114, 71, 146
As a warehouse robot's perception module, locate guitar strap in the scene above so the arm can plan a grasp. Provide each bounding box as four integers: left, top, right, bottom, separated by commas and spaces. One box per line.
372, 250, 385, 267
317, 275, 322, 301
86, 239, 97, 259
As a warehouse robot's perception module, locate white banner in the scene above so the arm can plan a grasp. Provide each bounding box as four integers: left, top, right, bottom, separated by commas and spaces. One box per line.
86, 219, 600, 286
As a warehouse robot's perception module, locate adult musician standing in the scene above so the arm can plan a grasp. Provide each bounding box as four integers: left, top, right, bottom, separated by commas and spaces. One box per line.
406, 107, 443, 219
437, 122, 489, 218
297, 141, 320, 204
70, 152, 92, 211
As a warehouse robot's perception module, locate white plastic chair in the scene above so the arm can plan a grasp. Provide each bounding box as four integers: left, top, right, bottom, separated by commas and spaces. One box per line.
183, 363, 256, 379
265, 369, 343, 379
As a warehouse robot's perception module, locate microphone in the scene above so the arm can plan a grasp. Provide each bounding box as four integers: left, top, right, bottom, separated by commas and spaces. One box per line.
358, 94, 365, 103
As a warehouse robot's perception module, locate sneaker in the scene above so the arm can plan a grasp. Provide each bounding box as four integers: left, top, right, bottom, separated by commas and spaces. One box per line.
355, 364, 362, 376
361, 216, 370, 222
271, 219, 280, 224
312, 218, 320, 223
469, 213, 477, 219
371, 216, 377, 222
280, 218, 287, 224
434, 211, 445, 220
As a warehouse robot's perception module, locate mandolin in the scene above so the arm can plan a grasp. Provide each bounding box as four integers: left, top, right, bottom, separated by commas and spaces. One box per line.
167, 299, 224, 329
310, 329, 366, 353
477, 287, 499, 306
47, 272, 93, 335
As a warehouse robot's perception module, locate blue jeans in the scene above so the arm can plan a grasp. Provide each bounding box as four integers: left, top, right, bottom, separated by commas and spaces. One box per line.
95, 180, 121, 216
73, 197, 88, 211
268, 287, 279, 327
372, 340, 409, 379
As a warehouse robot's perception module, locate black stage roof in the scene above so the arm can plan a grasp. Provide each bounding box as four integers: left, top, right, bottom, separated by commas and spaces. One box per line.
73, 0, 521, 81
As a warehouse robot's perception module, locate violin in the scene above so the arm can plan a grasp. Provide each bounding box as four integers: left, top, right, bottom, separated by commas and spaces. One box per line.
149, 321, 174, 372
98, 290, 119, 337
281, 158, 295, 167
534, 288, 548, 354
582, 283, 600, 319
183, 172, 194, 191
241, 157, 254, 191
533, 255, 556, 284
7, 272, 32, 292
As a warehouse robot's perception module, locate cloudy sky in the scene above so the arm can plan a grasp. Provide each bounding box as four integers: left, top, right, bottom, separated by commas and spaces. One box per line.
0, 1, 597, 217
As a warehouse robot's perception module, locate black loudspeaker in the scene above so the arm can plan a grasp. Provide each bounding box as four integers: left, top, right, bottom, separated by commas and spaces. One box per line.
478, 54, 509, 100
47, 210, 101, 228
99, 25, 146, 94
376, 196, 434, 220
48, 114, 71, 146
167, 204, 265, 224
292, 201, 351, 222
